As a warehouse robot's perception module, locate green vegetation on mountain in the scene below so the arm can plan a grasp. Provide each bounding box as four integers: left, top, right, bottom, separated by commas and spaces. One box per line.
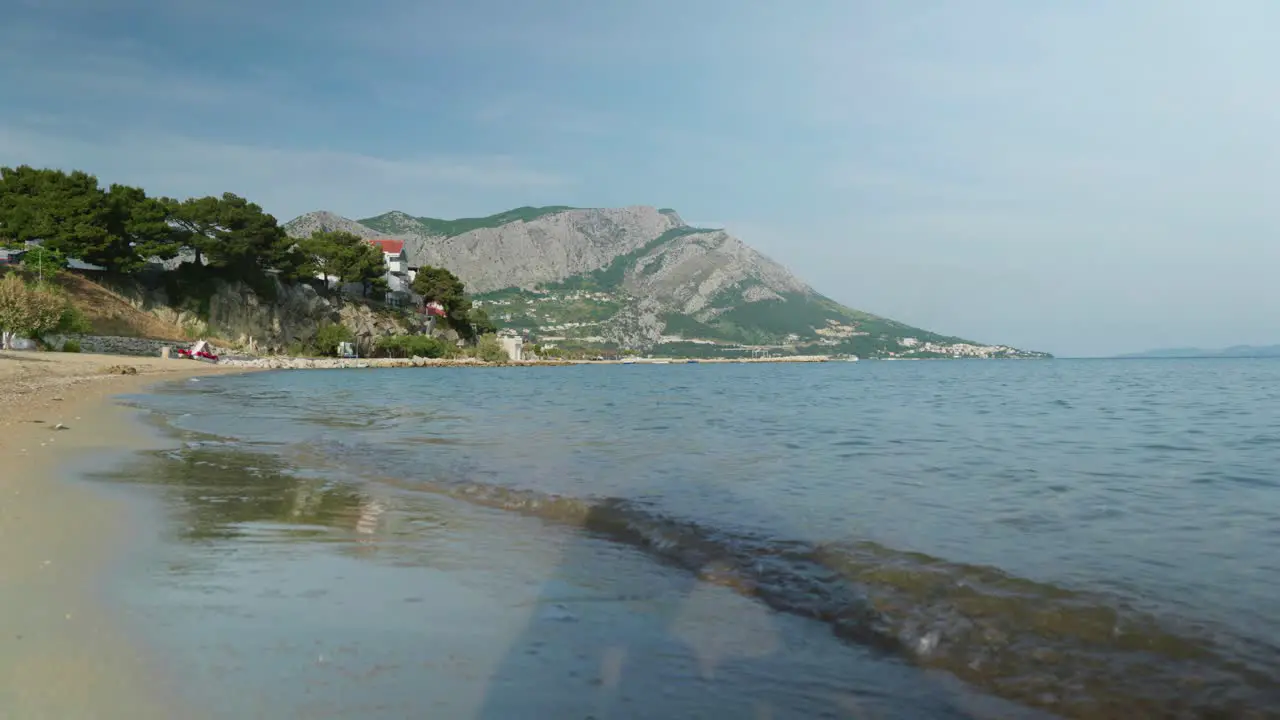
361, 205, 577, 238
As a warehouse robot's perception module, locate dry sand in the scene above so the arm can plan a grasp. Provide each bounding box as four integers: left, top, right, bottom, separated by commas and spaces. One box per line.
0, 351, 253, 718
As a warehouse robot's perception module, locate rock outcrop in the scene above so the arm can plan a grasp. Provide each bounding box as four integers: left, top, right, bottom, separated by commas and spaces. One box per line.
106, 279, 413, 354
618, 229, 811, 319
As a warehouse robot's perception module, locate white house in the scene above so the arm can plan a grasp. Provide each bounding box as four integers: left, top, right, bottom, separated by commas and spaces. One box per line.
314, 238, 419, 307
367, 239, 407, 273
498, 331, 524, 361
366, 239, 416, 306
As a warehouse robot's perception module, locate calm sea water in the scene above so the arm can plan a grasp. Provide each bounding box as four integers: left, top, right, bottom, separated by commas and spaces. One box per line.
103, 359, 1280, 718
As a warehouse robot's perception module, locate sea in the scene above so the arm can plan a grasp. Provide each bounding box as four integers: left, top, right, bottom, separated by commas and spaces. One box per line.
96, 358, 1280, 719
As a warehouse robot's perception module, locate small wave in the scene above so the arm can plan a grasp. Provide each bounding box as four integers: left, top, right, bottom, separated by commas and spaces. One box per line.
1193, 472, 1279, 490
1137, 443, 1205, 453
1242, 434, 1280, 446
384, 474, 1280, 719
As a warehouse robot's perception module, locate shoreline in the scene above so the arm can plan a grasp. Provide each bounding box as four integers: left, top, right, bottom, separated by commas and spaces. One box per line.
0, 351, 254, 718
215, 354, 1047, 370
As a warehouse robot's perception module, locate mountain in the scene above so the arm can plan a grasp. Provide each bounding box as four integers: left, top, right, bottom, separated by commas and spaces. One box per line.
1115, 345, 1280, 359
284, 206, 1049, 358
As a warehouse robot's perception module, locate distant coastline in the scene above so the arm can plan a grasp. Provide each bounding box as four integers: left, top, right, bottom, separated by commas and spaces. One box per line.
1113, 344, 1280, 359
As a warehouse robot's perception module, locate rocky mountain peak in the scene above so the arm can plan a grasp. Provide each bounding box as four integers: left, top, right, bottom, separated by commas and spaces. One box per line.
282, 204, 1049, 359
283, 210, 394, 240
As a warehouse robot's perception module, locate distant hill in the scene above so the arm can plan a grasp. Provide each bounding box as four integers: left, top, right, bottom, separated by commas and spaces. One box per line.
284, 206, 1050, 359
1115, 345, 1280, 359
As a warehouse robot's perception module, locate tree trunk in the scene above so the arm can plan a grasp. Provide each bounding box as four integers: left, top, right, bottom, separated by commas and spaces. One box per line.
2, 331, 13, 350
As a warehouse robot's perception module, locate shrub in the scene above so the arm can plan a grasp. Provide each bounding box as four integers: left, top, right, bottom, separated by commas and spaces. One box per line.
61, 338, 81, 353
57, 305, 93, 335
0, 273, 66, 349
20, 245, 68, 275
374, 334, 454, 359
472, 333, 509, 363
312, 322, 354, 357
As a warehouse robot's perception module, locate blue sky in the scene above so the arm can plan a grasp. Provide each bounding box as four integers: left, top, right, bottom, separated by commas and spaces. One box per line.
3, 0, 1279, 357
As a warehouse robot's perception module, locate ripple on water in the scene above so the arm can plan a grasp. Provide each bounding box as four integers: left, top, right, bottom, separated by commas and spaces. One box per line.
117, 360, 1280, 719
355, 472, 1280, 719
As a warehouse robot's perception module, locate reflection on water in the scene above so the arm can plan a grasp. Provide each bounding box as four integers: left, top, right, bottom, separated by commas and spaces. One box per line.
144, 444, 368, 541
94, 440, 1043, 720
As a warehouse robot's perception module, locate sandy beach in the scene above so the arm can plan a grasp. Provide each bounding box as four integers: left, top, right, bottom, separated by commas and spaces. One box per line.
0, 351, 251, 719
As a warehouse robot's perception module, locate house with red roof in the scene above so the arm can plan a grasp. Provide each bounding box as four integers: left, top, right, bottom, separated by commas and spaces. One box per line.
312, 237, 435, 320
366, 239, 407, 274
363, 238, 417, 306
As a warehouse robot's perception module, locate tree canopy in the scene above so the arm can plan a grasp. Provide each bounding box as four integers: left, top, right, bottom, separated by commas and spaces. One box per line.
0, 163, 500, 341
468, 306, 497, 336
165, 192, 303, 280
298, 230, 386, 296
21, 245, 68, 274
412, 264, 481, 337
0, 165, 305, 282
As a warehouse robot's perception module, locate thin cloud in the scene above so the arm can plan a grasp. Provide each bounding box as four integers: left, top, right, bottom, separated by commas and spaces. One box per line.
473, 95, 618, 137
0, 21, 291, 112
0, 124, 572, 220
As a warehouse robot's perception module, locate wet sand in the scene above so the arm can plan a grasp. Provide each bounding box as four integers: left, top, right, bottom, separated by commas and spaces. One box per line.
0, 351, 250, 718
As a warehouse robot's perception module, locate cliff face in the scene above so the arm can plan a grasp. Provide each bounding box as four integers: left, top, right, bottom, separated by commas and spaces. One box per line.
618, 228, 812, 318
203, 283, 409, 352
289, 206, 684, 293
108, 280, 411, 353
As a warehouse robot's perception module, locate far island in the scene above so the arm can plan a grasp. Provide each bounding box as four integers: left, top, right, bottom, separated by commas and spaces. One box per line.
1115, 345, 1280, 359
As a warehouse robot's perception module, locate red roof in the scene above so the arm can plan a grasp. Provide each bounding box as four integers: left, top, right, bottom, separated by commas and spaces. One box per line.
367, 238, 405, 254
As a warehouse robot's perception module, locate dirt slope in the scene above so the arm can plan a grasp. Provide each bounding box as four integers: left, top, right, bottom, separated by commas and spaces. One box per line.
54, 272, 187, 340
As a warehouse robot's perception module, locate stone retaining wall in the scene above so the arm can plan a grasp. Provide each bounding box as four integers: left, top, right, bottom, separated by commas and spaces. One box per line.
45, 334, 233, 358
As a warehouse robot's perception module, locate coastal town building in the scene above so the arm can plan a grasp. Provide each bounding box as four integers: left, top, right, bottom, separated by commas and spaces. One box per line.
365, 239, 415, 307
313, 238, 418, 308
498, 332, 524, 361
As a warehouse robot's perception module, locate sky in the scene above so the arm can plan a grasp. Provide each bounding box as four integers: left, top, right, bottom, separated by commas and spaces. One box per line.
3, 0, 1279, 357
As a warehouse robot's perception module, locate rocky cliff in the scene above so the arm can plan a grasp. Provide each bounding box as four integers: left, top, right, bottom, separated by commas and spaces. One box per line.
284, 206, 1049, 359
104, 279, 412, 354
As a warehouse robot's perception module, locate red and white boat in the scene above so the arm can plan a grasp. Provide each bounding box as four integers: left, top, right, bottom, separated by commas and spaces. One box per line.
176, 340, 219, 363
